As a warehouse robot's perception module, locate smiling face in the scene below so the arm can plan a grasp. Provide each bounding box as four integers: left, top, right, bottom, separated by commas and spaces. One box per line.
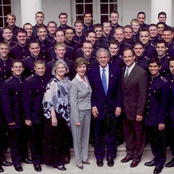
94, 27, 103, 39
123, 49, 135, 67
2, 29, 13, 41
114, 28, 124, 43
84, 13, 92, 25
11, 62, 24, 77
37, 28, 47, 40
59, 14, 68, 26
16, 32, 27, 45
6, 16, 16, 27
162, 30, 173, 43
86, 32, 96, 45
34, 63, 46, 76
109, 43, 119, 56
35, 13, 45, 25
103, 22, 111, 35
139, 31, 149, 44
134, 44, 144, 57
148, 62, 161, 77
76, 64, 87, 77
97, 51, 110, 68
0, 44, 10, 59
24, 24, 33, 37
82, 42, 93, 58
65, 29, 74, 42
137, 14, 146, 25
169, 60, 174, 75
55, 46, 66, 59
55, 31, 65, 43
149, 26, 158, 38
56, 63, 66, 77
110, 12, 119, 25
47, 23, 57, 35
156, 43, 167, 57
29, 43, 40, 57
124, 27, 133, 40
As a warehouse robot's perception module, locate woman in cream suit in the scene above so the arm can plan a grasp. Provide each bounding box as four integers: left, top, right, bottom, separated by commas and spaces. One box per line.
70, 57, 92, 170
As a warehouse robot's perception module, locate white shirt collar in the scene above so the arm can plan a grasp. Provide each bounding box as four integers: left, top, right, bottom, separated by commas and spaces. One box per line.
75, 73, 89, 87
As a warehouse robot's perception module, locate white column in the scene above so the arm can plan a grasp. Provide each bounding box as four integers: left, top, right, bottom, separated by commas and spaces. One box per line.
21, 0, 42, 26
151, 0, 172, 25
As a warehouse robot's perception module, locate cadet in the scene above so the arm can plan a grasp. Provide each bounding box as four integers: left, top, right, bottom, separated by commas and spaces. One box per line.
47, 21, 57, 42
157, 22, 165, 37
1, 60, 32, 172
23, 59, 50, 172
137, 11, 149, 29
102, 21, 114, 41
10, 29, 30, 60
134, 42, 150, 71
145, 57, 169, 174
124, 25, 136, 46
23, 22, 34, 43
83, 12, 94, 35
130, 19, 140, 42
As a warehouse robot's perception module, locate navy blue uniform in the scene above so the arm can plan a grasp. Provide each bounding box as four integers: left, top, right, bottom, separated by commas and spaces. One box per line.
109, 54, 125, 68
158, 55, 170, 76
57, 25, 75, 33
118, 41, 132, 55
110, 23, 122, 36
166, 41, 174, 57
150, 36, 162, 46
133, 32, 140, 42
73, 33, 86, 44
124, 38, 136, 46
135, 54, 150, 72
139, 23, 149, 29
143, 42, 157, 58
11, 25, 22, 42
145, 74, 169, 168
23, 73, 50, 166
32, 24, 47, 38
95, 37, 109, 48
83, 24, 94, 35
47, 34, 55, 42
103, 34, 114, 42
64, 39, 81, 51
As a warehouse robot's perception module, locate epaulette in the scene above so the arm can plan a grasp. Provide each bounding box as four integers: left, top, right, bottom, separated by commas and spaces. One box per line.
161, 76, 168, 83
10, 44, 17, 49
66, 45, 74, 50
119, 55, 123, 59
74, 40, 81, 44
47, 60, 55, 65
65, 57, 73, 63
5, 76, 13, 82
9, 57, 14, 61
167, 56, 171, 59
125, 42, 132, 47
26, 74, 34, 81
150, 43, 156, 48
47, 38, 54, 43
144, 56, 150, 60
23, 56, 30, 61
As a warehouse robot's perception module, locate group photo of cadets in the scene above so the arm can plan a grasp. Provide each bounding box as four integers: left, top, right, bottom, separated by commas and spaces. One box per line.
0, 9, 174, 174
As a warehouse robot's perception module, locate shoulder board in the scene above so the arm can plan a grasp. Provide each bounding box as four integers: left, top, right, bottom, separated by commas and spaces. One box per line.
167, 56, 171, 59
47, 38, 54, 43
150, 43, 156, 48
144, 56, 150, 60
26, 74, 34, 81
5, 76, 13, 82
161, 76, 168, 83
23, 56, 30, 61
9, 57, 14, 61
125, 42, 132, 47
74, 40, 81, 44
119, 55, 123, 59
65, 57, 73, 62
47, 60, 55, 65
66, 45, 74, 50
10, 44, 17, 49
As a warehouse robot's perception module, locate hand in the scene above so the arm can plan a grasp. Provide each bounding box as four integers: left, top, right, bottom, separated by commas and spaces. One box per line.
115, 107, 121, 117
25, 119, 32, 126
51, 117, 58, 127
158, 123, 165, 130
75, 122, 81, 126
8, 122, 16, 126
136, 115, 143, 122
92, 106, 99, 118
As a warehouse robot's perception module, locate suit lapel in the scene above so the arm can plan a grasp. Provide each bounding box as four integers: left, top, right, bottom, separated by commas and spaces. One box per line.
125, 65, 138, 84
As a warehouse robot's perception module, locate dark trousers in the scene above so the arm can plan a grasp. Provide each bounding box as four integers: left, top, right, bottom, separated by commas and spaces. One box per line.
94, 117, 118, 160
146, 126, 166, 167
28, 124, 43, 165
166, 127, 174, 156
122, 115, 145, 162
8, 127, 28, 166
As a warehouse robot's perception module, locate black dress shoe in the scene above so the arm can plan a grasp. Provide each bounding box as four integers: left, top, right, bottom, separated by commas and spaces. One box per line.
14, 164, 23, 172
1, 161, 12, 166
144, 160, 156, 167
96, 159, 103, 167
76, 164, 84, 170
121, 156, 133, 163
107, 157, 114, 167
0, 166, 4, 173
165, 158, 174, 167
57, 165, 66, 171
153, 166, 163, 174
82, 160, 90, 164
34, 164, 42, 172
23, 158, 32, 164
130, 160, 139, 168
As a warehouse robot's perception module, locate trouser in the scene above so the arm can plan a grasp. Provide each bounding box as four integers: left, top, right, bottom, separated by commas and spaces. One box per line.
166, 127, 174, 156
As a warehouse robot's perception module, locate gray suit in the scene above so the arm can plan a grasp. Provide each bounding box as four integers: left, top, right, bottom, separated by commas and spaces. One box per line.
70, 75, 92, 165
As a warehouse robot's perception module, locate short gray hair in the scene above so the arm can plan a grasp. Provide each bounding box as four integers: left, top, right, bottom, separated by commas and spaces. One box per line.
52, 59, 69, 76
96, 48, 110, 58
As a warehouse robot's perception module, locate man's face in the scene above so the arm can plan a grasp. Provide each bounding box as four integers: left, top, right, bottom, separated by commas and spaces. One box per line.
34, 63, 46, 76
11, 62, 24, 77
131, 22, 140, 33
86, 32, 96, 45
0, 44, 9, 58
158, 14, 166, 23
24, 24, 33, 37
55, 46, 66, 59
148, 62, 161, 77
55, 31, 65, 42
59, 15, 68, 26
124, 27, 133, 40
109, 44, 119, 56
162, 31, 173, 43
114, 28, 124, 43
65, 29, 74, 42
97, 51, 110, 68
139, 31, 149, 44
16, 32, 27, 45
169, 60, 174, 75
94, 27, 103, 39
156, 43, 167, 57
103, 23, 111, 35
123, 50, 135, 67
134, 44, 144, 57
82, 43, 93, 57
35, 13, 45, 25
110, 13, 119, 25
6, 16, 16, 27
2, 29, 13, 41
29, 43, 40, 57
84, 14, 92, 25
37, 28, 47, 40
47, 23, 57, 35
149, 26, 158, 38
74, 23, 83, 33
137, 14, 146, 25
157, 24, 165, 35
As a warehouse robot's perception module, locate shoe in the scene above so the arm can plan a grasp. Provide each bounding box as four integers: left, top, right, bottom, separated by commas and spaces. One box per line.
22, 158, 32, 164
14, 164, 23, 172
96, 159, 103, 167
144, 160, 156, 167
57, 165, 66, 171
121, 156, 133, 163
76, 164, 84, 170
0, 166, 4, 173
1, 161, 12, 166
130, 160, 139, 168
34, 164, 42, 172
165, 158, 174, 167
153, 166, 163, 174
107, 157, 114, 167
82, 161, 90, 164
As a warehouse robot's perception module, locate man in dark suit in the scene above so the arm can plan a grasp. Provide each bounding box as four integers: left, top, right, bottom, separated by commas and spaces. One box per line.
121, 48, 148, 167
88, 48, 122, 167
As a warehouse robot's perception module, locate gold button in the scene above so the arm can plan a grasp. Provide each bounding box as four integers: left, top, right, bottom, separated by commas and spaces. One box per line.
149, 87, 151, 89
16, 92, 18, 94
150, 82, 152, 84
147, 112, 149, 114
147, 106, 149, 108
148, 100, 150, 102
20, 82, 22, 84
148, 94, 150, 96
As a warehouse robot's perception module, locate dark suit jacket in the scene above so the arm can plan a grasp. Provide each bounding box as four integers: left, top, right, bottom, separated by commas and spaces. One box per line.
121, 64, 148, 121
88, 64, 121, 119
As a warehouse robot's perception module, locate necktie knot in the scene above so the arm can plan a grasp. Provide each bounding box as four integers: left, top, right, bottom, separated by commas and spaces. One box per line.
102, 68, 105, 72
